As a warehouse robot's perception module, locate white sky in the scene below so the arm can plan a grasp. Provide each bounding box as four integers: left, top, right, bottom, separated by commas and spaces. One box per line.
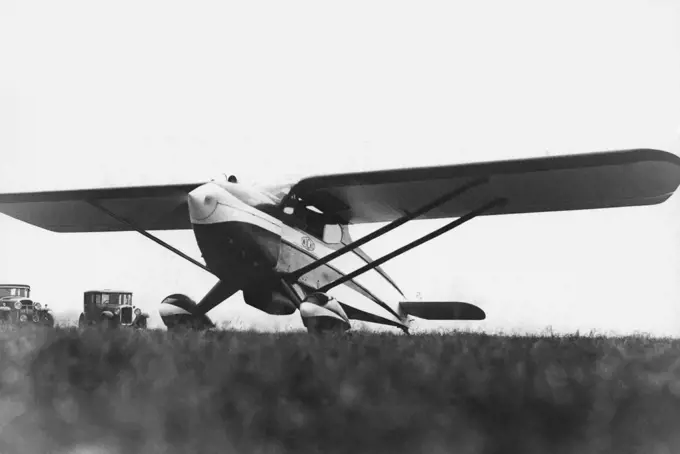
1, 0, 680, 335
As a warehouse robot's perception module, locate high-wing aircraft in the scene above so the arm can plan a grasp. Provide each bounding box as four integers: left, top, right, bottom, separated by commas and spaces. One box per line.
1, 148, 680, 334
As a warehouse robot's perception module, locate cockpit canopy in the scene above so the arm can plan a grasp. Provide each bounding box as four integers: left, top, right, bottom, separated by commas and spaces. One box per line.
258, 182, 346, 243
262, 183, 293, 205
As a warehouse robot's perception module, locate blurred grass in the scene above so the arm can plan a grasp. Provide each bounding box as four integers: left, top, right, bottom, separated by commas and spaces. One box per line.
1, 327, 680, 454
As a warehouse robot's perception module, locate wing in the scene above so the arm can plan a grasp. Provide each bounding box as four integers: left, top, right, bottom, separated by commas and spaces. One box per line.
0, 182, 204, 232
288, 149, 680, 224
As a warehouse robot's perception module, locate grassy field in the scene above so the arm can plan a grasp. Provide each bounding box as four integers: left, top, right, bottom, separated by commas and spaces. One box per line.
1, 327, 680, 454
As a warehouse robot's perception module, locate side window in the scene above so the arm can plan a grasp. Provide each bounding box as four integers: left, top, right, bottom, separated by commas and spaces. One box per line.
282, 200, 345, 244
95, 294, 102, 307
323, 224, 343, 244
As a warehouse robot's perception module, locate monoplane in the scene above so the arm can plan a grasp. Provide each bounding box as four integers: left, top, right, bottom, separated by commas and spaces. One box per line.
1, 148, 679, 333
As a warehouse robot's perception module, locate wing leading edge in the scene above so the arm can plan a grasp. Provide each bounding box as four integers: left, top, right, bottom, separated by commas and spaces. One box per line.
288, 148, 680, 224
0, 183, 203, 232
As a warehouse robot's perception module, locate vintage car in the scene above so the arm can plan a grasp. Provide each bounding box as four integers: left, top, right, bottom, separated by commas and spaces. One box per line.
78, 289, 149, 329
0, 284, 55, 327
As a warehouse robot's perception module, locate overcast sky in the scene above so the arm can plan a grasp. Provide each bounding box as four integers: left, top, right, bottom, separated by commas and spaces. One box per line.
1, 0, 680, 335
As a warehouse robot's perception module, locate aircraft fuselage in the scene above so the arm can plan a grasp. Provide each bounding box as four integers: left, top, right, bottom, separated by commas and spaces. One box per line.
187, 177, 408, 327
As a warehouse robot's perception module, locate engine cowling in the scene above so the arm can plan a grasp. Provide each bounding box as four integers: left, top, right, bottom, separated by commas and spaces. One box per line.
299, 292, 351, 334
159, 294, 216, 331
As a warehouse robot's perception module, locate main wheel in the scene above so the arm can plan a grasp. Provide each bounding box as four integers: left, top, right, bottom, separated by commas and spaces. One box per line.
159, 294, 215, 331
304, 317, 351, 336
299, 292, 351, 336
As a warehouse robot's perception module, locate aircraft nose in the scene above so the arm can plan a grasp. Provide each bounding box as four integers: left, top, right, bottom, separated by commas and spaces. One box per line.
188, 183, 220, 222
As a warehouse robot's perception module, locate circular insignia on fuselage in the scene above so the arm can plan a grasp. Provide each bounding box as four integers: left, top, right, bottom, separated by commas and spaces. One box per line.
301, 236, 316, 252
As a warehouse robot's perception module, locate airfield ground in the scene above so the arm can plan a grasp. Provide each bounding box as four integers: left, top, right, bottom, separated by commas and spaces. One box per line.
1, 327, 679, 454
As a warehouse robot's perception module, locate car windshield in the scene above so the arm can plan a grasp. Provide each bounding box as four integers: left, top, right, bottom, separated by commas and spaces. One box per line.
0, 287, 29, 298
96, 293, 132, 305
99, 293, 118, 305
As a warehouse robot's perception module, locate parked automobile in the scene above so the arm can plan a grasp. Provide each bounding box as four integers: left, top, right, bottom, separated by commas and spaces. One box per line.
0, 284, 55, 327
77, 289, 149, 329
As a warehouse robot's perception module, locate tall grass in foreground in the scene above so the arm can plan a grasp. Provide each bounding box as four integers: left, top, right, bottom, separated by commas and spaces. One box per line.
1, 327, 680, 454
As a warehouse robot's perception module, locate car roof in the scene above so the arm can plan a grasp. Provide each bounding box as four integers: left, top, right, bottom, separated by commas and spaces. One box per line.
0, 284, 30, 288
84, 289, 132, 294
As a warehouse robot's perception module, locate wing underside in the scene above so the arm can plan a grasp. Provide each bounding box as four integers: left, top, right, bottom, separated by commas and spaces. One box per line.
289, 148, 680, 224
0, 183, 203, 232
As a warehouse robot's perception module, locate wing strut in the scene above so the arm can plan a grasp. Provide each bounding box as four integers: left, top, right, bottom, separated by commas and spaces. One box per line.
317, 197, 508, 293
88, 200, 215, 276
284, 177, 489, 281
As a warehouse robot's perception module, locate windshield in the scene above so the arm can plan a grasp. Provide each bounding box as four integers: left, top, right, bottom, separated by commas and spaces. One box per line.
96, 293, 119, 305
0, 287, 29, 298
259, 183, 293, 205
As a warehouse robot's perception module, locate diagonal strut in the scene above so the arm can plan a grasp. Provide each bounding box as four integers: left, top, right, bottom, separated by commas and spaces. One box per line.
285, 177, 489, 281
317, 197, 508, 293
88, 200, 214, 275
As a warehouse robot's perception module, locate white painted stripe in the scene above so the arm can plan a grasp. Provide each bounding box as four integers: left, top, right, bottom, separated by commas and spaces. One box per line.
203, 203, 283, 236
159, 303, 192, 317
189, 183, 283, 235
